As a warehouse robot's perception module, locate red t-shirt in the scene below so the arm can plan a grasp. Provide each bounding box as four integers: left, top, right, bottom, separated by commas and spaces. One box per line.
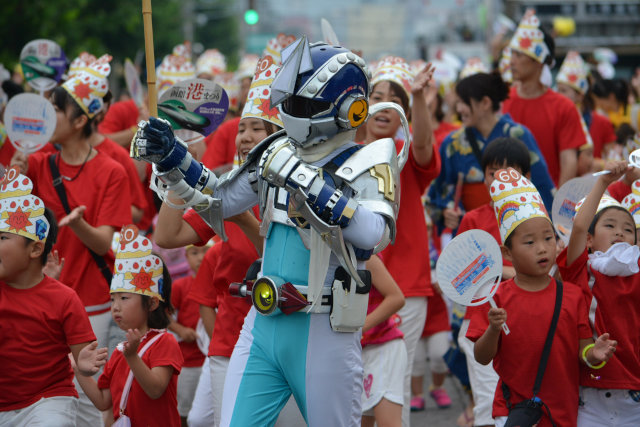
188, 243, 222, 309
434, 121, 460, 149
466, 278, 592, 427
379, 144, 440, 298
184, 208, 259, 357
98, 330, 183, 426
557, 248, 640, 390
0, 136, 16, 168
503, 87, 586, 186
98, 99, 138, 135
202, 117, 240, 169
588, 112, 617, 159
0, 276, 96, 411
171, 276, 206, 367
607, 180, 631, 203
27, 151, 133, 310
422, 293, 450, 337
361, 286, 404, 347
96, 137, 147, 211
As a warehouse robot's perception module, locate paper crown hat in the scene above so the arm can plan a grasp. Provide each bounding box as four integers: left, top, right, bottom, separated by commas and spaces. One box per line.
68, 52, 97, 78
459, 57, 489, 80
371, 56, 415, 101
622, 180, 640, 228
196, 48, 227, 77
241, 52, 284, 128
574, 194, 622, 218
0, 166, 49, 242
111, 225, 164, 301
509, 9, 550, 64
262, 33, 297, 64
490, 167, 550, 243
157, 42, 196, 97
62, 54, 112, 118
556, 51, 589, 95
236, 54, 259, 81
499, 47, 513, 83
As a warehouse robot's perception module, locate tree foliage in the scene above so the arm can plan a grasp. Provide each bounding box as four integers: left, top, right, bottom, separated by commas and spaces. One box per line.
0, 0, 240, 87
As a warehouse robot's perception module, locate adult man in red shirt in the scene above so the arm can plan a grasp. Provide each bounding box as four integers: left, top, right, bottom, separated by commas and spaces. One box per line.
502, 9, 586, 187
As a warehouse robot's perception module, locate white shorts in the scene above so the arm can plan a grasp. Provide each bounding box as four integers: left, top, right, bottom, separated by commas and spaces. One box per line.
578, 387, 640, 427
0, 396, 78, 427
458, 319, 499, 426
177, 365, 203, 416
362, 338, 407, 414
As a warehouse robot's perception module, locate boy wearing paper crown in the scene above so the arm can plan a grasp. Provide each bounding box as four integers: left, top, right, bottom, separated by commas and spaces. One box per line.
75, 225, 183, 427
466, 167, 616, 427
557, 160, 640, 426
503, 9, 587, 187
0, 167, 97, 426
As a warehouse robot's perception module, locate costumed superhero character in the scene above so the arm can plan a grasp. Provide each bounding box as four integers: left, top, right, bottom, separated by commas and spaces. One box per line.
131, 36, 410, 427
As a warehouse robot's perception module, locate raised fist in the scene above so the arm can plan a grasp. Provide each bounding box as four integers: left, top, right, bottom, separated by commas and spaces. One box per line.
131, 117, 178, 164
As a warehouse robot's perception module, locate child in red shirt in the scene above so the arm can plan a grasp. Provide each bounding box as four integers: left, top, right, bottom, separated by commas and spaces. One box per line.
558, 161, 640, 425
466, 167, 615, 427
168, 242, 210, 424
0, 169, 96, 426
75, 226, 183, 427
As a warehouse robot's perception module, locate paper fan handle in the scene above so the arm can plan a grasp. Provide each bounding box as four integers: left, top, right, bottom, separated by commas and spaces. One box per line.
489, 297, 510, 335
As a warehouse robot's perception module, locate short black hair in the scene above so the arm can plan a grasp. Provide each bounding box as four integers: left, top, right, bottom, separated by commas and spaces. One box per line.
455, 72, 509, 112
481, 137, 531, 176
51, 86, 95, 138
141, 254, 174, 329
587, 206, 637, 245
27, 208, 58, 265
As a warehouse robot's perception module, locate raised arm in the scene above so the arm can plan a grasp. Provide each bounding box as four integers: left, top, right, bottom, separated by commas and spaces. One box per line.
566, 160, 630, 265
410, 63, 436, 167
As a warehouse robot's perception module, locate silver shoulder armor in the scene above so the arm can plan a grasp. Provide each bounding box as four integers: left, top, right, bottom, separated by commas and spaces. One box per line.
335, 138, 400, 252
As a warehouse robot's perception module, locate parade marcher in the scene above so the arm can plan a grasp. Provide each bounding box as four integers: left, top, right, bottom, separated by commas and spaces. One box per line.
558, 161, 640, 426
428, 71, 555, 234
467, 167, 616, 427
456, 137, 532, 427
11, 54, 133, 427
133, 37, 401, 426
0, 169, 97, 427
503, 9, 587, 187
555, 51, 617, 171
363, 56, 440, 427
75, 226, 183, 427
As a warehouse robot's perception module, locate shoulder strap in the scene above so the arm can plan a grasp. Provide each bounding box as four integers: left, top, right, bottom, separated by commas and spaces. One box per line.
532, 280, 563, 396
118, 332, 165, 414
48, 154, 113, 285
464, 127, 483, 165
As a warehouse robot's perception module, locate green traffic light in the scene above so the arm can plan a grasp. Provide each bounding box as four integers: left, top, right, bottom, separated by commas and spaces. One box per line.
244, 9, 259, 25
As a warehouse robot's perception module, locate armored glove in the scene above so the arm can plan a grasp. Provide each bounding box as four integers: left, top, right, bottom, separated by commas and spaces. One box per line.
131, 117, 188, 171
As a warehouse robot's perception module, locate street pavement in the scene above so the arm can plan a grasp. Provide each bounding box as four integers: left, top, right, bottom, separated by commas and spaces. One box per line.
410, 374, 471, 427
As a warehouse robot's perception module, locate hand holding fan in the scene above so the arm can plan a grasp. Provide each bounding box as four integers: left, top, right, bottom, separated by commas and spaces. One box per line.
593, 148, 640, 176
436, 229, 510, 335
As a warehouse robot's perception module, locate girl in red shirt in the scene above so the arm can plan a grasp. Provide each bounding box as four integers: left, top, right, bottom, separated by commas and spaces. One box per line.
75, 226, 183, 427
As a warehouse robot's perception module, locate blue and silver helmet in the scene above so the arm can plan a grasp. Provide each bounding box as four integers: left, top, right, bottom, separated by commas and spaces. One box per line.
270, 36, 371, 148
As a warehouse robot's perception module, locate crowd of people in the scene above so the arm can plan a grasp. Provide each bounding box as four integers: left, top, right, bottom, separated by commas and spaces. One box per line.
1, 7, 640, 427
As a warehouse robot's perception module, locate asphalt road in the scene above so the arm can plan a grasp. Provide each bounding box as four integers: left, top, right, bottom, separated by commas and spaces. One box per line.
410, 374, 471, 427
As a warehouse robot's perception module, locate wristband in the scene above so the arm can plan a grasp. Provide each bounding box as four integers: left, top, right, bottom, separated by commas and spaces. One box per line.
582, 343, 606, 369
